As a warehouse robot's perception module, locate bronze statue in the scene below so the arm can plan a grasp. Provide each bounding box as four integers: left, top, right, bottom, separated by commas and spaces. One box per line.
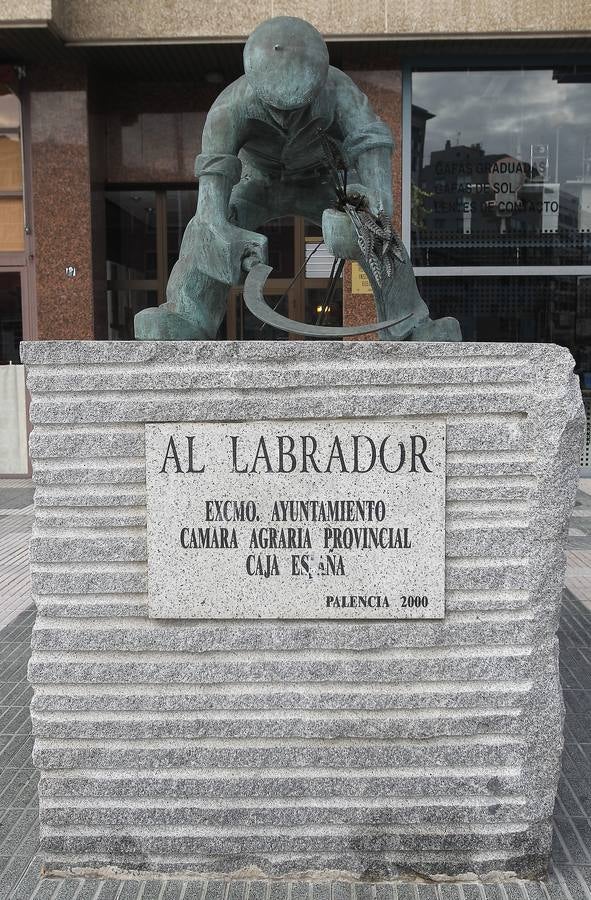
135, 16, 461, 342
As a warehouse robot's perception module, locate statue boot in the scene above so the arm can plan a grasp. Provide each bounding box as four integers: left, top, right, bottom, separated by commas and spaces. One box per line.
135, 216, 233, 340
134, 305, 207, 341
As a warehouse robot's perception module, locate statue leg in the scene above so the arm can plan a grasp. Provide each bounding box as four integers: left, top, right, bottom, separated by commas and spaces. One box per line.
321, 207, 462, 342
134, 215, 230, 340
134, 180, 272, 341
370, 241, 462, 342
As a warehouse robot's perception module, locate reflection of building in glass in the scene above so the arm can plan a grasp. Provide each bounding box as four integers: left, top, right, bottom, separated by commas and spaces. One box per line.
412, 66, 591, 273
411, 105, 434, 185
414, 137, 588, 265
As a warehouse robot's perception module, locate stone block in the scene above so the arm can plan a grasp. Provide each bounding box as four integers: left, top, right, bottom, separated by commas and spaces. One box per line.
22, 340, 583, 881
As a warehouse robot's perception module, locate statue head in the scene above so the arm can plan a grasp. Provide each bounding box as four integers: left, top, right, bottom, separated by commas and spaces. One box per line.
244, 16, 329, 110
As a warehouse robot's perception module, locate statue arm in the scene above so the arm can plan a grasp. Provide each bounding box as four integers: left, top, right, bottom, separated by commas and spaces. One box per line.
190, 96, 268, 284
332, 71, 395, 216
195, 103, 245, 226
354, 147, 394, 219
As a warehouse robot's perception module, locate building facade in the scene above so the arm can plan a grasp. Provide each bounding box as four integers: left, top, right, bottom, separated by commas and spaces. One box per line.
1, 1, 591, 470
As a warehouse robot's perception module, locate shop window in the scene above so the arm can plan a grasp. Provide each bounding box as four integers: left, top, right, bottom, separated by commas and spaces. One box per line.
0, 85, 24, 252
106, 189, 158, 281
305, 287, 343, 332
411, 68, 591, 267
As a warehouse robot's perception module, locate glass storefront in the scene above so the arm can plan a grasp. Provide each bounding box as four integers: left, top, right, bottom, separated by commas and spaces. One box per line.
410, 65, 591, 464
0, 85, 27, 363
410, 66, 591, 394
99, 65, 591, 353
106, 189, 158, 281
411, 68, 591, 268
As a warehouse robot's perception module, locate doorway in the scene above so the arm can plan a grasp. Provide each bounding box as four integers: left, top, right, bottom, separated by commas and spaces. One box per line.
0, 268, 29, 475
0, 270, 24, 363
104, 189, 343, 340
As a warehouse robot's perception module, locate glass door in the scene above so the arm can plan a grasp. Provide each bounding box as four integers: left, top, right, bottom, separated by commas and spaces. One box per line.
225, 217, 343, 340
0, 269, 24, 363
0, 267, 29, 476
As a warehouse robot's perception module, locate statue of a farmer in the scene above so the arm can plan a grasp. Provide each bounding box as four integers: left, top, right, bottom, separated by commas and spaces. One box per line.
135, 16, 461, 342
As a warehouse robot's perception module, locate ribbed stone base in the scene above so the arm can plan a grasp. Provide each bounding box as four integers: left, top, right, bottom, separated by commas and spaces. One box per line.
21, 340, 584, 881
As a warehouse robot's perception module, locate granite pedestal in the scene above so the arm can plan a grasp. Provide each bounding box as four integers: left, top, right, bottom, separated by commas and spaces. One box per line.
21, 340, 584, 882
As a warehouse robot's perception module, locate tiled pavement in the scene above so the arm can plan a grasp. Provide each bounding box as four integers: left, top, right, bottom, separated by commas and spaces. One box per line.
0, 480, 33, 634
3, 487, 591, 897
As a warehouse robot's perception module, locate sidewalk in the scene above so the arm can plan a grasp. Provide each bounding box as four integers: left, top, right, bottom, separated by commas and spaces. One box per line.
0, 480, 33, 634
1, 480, 591, 898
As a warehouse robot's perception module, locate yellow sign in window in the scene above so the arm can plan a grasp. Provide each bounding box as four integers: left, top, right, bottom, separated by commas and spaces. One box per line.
351, 263, 373, 295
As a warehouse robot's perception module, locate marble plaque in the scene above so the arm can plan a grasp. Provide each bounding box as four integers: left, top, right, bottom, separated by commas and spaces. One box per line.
145, 419, 446, 619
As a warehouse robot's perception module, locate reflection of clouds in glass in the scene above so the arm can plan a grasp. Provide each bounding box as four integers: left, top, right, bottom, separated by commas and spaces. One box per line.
413, 70, 590, 182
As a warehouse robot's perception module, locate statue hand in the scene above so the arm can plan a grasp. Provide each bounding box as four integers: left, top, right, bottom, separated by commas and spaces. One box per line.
213, 219, 268, 266
346, 182, 391, 218
237, 228, 269, 273
193, 218, 268, 285
322, 183, 383, 260
322, 181, 395, 260
322, 208, 360, 261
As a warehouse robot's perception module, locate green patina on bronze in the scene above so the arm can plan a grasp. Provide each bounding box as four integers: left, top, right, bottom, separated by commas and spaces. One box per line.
134, 16, 462, 342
